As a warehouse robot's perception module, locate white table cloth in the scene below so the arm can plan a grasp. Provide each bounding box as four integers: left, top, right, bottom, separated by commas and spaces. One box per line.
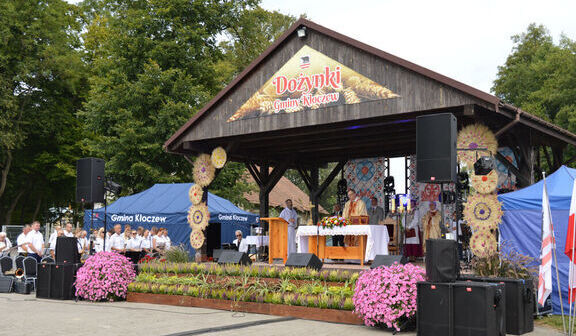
296, 225, 389, 261
245, 235, 269, 248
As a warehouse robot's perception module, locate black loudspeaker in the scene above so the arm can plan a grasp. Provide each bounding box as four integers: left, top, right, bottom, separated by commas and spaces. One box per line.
417, 281, 506, 336
370, 254, 408, 269
76, 157, 105, 203
212, 249, 226, 262
217, 251, 251, 266
285, 253, 323, 271
36, 263, 52, 298
416, 113, 457, 183
425, 239, 459, 282
50, 263, 78, 300
55, 237, 81, 264
460, 276, 534, 335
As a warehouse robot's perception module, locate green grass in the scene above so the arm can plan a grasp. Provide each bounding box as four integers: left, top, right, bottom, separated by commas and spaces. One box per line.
535, 315, 568, 331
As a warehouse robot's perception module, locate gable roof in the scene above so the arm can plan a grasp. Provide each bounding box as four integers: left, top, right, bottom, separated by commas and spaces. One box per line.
165, 18, 576, 152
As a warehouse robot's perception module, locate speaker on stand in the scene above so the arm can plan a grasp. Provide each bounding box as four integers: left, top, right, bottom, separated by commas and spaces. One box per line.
76, 158, 105, 204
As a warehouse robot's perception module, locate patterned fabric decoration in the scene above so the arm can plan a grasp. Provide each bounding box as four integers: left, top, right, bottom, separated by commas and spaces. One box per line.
188, 184, 204, 205
420, 184, 441, 202
344, 158, 387, 208
188, 203, 210, 230
463, 193, 503, 231
193, 154, 215, 187
495, 147, 517, 190
470, 170, 498, 194
190, 229, 205, 249
457, 124, 498, 166
407, 155, 417, 196
470, 229, 498, 258
211, 147, 227, 169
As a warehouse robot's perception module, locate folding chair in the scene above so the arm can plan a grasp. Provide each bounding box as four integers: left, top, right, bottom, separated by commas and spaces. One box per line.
40, 256, 54, 264
0, 256, 13, 275
22, 257, 37, 291
15, 256, 24, 270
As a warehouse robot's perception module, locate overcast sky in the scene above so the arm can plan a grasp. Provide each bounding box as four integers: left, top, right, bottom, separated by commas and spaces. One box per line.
258, 0, 576, 192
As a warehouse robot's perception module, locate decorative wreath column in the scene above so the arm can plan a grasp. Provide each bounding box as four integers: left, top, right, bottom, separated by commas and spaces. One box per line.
457, 124, 502, 259
188, 147, 227, 254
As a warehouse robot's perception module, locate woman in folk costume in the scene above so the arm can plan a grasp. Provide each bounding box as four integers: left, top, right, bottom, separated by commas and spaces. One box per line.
342, 189, 367, 246
404, 200, 423, 260
421, 201, 442, 253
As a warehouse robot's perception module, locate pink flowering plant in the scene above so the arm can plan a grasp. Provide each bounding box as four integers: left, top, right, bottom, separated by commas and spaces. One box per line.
75, 251, 136, 301
319, 216, 349, 229
353, 263, 425, 331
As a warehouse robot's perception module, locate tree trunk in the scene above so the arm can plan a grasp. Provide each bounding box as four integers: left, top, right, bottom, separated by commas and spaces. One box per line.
0, 151, 13, 200
4, 189, 24, 226
32, 195, 42, 221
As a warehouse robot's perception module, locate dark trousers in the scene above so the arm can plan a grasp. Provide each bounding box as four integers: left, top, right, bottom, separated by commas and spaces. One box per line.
333, 235, 345, 246
28, 253, 41, 262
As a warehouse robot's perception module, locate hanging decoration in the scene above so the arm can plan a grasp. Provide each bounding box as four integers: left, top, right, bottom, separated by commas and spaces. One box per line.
470, 170, 498, 194
470, 229, 498, 258
193, 154, 215, 187
457, 124, 498, 166
211, 147, 227, 169
190, 230, 205, 250
463, 193, 503, 231
188, 203, 210, 230
188, 184, 204, 205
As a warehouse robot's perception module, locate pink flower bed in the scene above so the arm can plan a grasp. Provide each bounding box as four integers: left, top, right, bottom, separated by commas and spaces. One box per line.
75, 251, 136, 301
352, 263, 425, 331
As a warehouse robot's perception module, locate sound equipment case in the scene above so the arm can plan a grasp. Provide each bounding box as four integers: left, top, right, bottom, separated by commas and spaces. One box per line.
417, 281, 505, 336
425, 239, 460, 282
0, 276, 13, 293
459, 275, 534, 335
14, 280, 33, 294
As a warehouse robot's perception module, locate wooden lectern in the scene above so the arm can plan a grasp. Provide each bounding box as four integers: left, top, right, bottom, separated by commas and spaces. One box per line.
260, 217, 288, 264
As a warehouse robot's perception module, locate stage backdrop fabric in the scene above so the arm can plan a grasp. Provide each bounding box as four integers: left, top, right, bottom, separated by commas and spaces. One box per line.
499, 165, 576, 314
83, 183, 259, 254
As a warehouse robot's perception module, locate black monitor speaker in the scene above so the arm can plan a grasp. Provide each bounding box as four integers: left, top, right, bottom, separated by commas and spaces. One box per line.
417, 281, 506, 336
370, 255, 408, 269
217, 251, 251, 266
425, 239, 459, 282
36, 263, 52, 299
416, 113, 457, 183
285, 253, 323, 271
76, 157, 105, 204
50, 263, 78, 300
55, 237, 81, 264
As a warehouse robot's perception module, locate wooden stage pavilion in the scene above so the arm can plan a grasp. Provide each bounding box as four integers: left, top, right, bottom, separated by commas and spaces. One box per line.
165, 19, 576, 261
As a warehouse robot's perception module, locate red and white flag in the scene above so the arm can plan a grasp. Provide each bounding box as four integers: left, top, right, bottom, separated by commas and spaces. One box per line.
538, 175, 555, 305
565, 181, 576, 303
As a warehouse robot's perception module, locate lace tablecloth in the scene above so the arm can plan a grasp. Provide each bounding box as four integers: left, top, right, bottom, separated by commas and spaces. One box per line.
296, 225, 389, 261
245, 235, 269, 248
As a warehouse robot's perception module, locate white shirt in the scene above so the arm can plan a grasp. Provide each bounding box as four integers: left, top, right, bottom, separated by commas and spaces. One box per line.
109, 233, 125, 251
165, 236, 171, 250
155, 235, 166, 249
49, 236, 59, 251
94, 237, 104, 253
78, 237, 89, 253
126, 238, 141, 251
17, 233, 29, 253
0, 238, 12, 251
140, 237, 151, 250
27, 230, 44, 254
233, 238, 248, 253
279, 207, 299, 228
63, 230, 74, 238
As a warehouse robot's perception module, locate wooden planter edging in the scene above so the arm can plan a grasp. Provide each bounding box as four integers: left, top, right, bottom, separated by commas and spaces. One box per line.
127, 292, 363, 325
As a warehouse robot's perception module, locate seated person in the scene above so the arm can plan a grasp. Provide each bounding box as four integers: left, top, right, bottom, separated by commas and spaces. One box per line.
0, 232, 12, 254
233, 230, 248, 253
49, 229, 64, 259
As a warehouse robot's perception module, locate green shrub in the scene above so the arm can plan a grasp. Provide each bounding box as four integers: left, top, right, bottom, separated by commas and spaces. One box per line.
186, 287, 199, 297
283, 293, 295, 305
318, 295, 329, 309
343, 297, 354, 310
328, 270, 339, 282
306, 296, 316, 307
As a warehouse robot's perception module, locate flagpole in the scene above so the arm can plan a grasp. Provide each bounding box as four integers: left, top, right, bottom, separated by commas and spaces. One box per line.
543, 172, 567, 335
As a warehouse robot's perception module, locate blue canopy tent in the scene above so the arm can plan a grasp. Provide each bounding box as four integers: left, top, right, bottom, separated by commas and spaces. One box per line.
499, 165, 576, 314
83, 183, 259, 255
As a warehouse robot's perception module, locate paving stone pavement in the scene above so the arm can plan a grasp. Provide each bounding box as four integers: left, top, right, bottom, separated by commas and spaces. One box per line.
0, 293, 562, 336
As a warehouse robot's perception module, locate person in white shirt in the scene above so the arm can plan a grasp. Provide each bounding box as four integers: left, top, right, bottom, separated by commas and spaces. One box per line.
404, 201, 422, 261
63, 223, 74, 238
136, 226, 144, 242
94, 228, 105, 253
0, 232, 12, 254
17, 224, 32, 256
109, 224, 126, 253
155, 228, 167, 253
77, 230, 89, 258
126, 230, 142, 251
27, 221, 45, 262
49, 225, 61, 243
164, 229, 171, 250
233, 230, 248, 253
279, 199, 299, 256
140, 229, 152, 254
49, 229, 64, 259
